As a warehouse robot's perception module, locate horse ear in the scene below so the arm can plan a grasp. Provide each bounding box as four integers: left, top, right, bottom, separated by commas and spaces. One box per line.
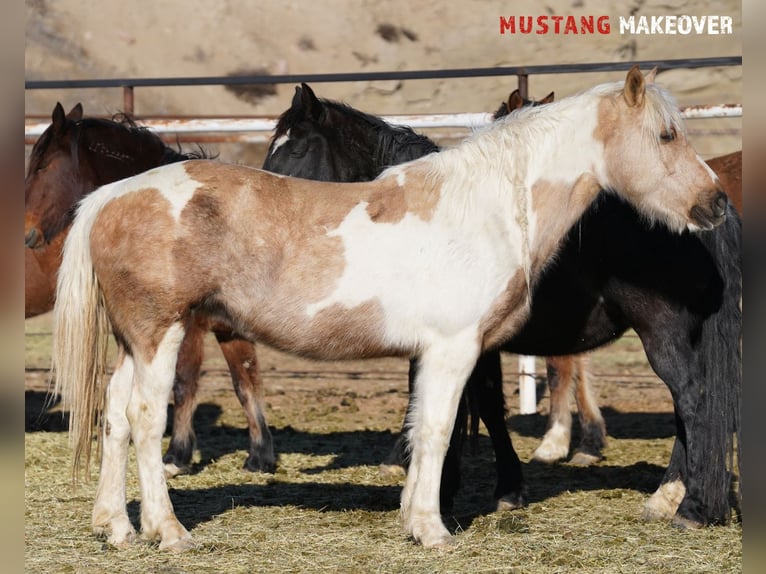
67, 103, 84, 121
644, 67, 658, 84
507, 89, 524, 112
291, 85, 304, 109
51, 102, 67, 133
299, 82, 323, 121
540, 91, 555, 105
623, 65, 646, 107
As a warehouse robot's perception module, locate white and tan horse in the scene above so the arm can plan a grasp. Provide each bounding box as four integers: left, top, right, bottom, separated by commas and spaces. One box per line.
52, 66, 726, 550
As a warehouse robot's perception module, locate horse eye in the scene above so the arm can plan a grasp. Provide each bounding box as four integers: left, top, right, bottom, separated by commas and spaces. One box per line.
660, 128, 676, 143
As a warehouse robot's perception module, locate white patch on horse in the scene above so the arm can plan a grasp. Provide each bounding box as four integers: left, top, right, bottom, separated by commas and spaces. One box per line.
270, 130, 291, 155
149, 161, 204, 222
305, 197, 524, 347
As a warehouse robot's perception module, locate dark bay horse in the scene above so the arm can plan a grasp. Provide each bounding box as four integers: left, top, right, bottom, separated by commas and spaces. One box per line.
51, 67, 729, 549
263, 82, 741, 531
24, 102, 275, 475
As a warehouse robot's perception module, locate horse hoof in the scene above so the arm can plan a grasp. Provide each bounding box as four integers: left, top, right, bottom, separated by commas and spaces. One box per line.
532, 444, 569, 464
496, 491, 527, 511
159, 536, 198, 552
569, 451, 601, 466
243, 457, 276, 474
379, 463, 406, 480
671, 515, 704, 530
164, 462, 190, 479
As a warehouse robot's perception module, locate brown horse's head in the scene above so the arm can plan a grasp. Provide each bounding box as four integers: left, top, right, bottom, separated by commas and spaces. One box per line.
25, 102, 85, 249
24, 102, 178, 249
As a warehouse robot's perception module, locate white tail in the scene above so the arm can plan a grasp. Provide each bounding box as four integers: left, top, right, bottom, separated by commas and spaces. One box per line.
51, 188, 115, 481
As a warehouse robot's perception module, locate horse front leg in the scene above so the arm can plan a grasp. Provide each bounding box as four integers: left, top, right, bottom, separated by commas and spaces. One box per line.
129, 323, 194, 551
163, 321, 204, 478
214, 329, 275, 473
92, 347, 137, 546
642, 409, 686, 521
400, 334, 480, 548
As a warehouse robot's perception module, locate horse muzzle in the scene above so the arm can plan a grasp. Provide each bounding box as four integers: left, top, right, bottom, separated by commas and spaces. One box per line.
689, 190, 728, 231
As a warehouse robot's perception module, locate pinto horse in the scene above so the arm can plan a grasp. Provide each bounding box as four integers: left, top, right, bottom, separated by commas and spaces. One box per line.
260, 80, 741, 527
264, 80, 739, 516
24, 103, 276, 475
52, 67, 728, 550
262, 83, 577, 505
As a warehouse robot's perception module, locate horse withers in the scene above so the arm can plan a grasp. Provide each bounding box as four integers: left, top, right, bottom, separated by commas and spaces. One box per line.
52, 67, 726, 550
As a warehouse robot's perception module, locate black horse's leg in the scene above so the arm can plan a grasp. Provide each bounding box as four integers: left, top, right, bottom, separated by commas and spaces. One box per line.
639, 322, 736, 528
643, 408, 687, 521
471, 351, 525, 509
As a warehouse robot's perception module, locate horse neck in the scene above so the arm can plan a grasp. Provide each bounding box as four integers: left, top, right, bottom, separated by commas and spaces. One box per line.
81, 127, 168, 187
424, 97, 605, 278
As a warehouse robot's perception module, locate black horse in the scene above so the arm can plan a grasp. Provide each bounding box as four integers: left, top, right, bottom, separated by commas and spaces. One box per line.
263, 83, 741, 529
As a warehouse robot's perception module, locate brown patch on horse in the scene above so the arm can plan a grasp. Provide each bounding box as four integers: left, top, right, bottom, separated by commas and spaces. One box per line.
365, 168, 440, 224
707, 151, 742, 215
90, 188, 192, 361
529, 174, 600, 271
480, 268, 529, 351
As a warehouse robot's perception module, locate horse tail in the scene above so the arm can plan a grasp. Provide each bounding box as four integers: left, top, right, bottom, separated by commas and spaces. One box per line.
695, 203, 742, 523
51, 186, 115, 482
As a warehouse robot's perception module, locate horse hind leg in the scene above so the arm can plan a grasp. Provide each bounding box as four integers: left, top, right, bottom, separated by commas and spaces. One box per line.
532, 356, 574, 463
92, 347, 138, 547
128, 322, 194, 551
214, 329, 276, 473
163, 321, 205, 478
569, 355, 606, 465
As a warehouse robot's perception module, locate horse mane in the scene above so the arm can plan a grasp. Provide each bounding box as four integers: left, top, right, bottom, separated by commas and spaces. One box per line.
62, 113, 211, 175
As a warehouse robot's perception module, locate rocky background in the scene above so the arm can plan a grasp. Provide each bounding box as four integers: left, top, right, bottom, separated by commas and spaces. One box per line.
25, 0, 741, 161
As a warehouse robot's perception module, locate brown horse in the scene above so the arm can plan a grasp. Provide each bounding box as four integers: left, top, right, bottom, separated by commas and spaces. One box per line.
51, 67, 727, 550
24, 102, 275, 475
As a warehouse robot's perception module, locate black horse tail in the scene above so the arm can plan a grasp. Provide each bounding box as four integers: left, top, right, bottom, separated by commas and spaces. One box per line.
695, 202, 742, 523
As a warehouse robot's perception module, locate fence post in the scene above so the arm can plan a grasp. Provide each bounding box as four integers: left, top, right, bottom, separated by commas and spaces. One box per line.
123, 86, 134, 115
517, 71, 529, 100
518, 355, 537, 414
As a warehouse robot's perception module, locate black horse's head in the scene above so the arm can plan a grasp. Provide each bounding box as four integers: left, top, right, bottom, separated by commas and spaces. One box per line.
262, 83, 439, 182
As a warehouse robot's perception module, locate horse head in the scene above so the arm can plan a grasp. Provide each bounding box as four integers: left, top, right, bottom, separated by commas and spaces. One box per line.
25, 103, 175, 248
595, 66, 726, 232
263, 83, 438, 181
25, 102, 84, 249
